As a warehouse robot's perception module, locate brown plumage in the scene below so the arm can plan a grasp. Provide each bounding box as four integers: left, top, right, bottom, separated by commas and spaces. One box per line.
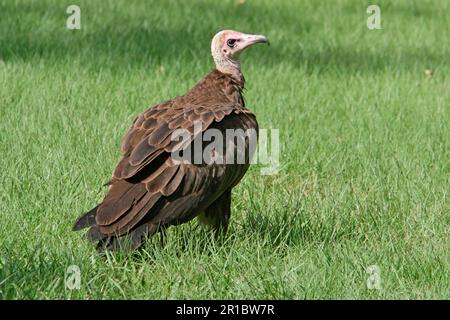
73, 30, 269, 251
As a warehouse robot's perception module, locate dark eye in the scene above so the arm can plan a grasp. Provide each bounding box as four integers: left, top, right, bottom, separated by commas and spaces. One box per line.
227, 39, 236, 48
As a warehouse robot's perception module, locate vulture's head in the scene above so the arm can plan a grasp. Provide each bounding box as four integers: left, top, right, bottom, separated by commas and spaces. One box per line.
211, 30, 269, 74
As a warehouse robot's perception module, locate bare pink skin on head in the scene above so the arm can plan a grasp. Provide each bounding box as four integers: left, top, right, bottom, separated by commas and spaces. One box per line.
211, 30, 269, 78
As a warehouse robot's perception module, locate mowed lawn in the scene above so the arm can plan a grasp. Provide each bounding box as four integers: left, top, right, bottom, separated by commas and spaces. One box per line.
0, 0, 448, 299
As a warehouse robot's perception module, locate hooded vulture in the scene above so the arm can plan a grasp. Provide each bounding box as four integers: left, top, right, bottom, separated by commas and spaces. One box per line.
73, 30, 270, 251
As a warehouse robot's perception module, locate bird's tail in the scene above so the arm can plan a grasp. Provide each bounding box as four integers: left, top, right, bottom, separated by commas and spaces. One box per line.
72, 204, 162, 252
72, 205, 99, 231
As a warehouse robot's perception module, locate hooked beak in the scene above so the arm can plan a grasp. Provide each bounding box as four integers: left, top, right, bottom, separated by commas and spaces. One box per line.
239, 34, 270, 50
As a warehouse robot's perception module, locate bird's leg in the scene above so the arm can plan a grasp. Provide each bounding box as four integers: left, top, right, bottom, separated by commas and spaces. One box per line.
200, 189, 232, 239
158, 225, 167, 248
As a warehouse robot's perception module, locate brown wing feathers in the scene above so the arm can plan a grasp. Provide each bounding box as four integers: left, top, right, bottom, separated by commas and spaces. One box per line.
73, 70, 258, 251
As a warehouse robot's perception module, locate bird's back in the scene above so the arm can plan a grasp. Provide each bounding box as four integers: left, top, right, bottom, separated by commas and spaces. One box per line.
73, 69, 258, 251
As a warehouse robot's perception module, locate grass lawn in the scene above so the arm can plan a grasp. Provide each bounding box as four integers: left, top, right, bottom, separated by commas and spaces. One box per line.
0, 0, 448, 299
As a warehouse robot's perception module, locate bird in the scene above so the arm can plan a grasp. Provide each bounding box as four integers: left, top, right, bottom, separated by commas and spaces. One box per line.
73, 30, 270, 251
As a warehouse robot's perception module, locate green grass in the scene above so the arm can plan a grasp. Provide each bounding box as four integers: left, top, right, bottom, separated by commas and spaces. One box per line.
0, 0, 448, 299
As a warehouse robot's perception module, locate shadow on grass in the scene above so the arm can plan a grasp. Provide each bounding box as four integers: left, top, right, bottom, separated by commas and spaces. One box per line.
93, 223, 225, 262
241, 209, 346, 248
1, 1, 446, 74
